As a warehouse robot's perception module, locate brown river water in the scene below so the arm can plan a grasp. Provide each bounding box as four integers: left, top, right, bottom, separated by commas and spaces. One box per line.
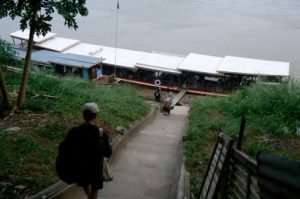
1, 0, 300, 78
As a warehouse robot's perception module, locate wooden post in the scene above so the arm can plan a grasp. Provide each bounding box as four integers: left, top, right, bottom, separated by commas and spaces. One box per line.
197, 133, 233, 199
197, 136, 221, 199
245, 169, 252, 199
237, 115, 246, 150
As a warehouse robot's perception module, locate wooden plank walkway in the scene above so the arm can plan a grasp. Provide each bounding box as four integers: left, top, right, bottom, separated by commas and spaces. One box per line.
172, 90, 187, 106
116, 78, 228, 97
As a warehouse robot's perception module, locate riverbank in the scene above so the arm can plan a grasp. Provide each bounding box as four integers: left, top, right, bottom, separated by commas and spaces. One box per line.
0, 68, 150, 198
185, 81, 300, 197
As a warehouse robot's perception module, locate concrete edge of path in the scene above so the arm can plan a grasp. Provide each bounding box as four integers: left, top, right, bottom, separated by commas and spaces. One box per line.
169, 111, 191, 199
29, 105, 157, 199
172, 156, 191, 199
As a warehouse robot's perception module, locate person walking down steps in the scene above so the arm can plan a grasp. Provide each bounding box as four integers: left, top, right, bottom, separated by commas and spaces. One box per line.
162, 88, 174, 115
154, 88, 161, 102
57, 102, 112, 199
77, 103, 112, 199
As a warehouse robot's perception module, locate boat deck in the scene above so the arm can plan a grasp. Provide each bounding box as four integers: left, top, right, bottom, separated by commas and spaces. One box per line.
116, 77, 228, 97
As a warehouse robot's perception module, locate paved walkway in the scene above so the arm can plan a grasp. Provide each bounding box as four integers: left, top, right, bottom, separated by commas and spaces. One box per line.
55, 106, 189, 199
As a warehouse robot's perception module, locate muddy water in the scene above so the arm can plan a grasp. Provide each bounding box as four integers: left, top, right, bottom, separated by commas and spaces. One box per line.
0, 0, 300, 77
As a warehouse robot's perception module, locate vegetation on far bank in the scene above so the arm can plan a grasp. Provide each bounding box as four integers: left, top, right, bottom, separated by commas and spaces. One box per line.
184, 81, 300, 196
0, 68, 150, 198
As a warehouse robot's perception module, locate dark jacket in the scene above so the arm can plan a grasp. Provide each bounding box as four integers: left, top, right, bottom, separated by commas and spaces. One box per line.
154, 90, 161, 101
70, 124, 112, 189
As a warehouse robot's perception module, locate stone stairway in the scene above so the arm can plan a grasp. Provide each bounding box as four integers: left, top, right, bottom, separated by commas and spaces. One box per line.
54, 106, 189, 199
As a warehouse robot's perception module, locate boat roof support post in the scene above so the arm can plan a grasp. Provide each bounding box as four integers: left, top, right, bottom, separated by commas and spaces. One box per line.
82, 68, 89, 80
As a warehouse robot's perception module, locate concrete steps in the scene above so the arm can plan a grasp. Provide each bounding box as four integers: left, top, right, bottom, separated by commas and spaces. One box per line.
53, 106, 189, 199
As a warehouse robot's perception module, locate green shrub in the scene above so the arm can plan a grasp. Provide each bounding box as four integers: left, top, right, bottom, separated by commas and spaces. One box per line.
244, 141, 273, 157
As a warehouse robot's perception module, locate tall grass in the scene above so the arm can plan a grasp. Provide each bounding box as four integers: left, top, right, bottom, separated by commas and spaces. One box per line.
0, 67, 150, 197
221, 82, 300, 136
4, 67, 150, 127
185, 81, 300, 196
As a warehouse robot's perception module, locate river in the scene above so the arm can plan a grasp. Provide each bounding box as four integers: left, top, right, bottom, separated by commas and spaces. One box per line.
1, 0, 300, 77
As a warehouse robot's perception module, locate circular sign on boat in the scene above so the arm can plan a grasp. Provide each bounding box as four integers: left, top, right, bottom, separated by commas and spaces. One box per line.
154, 79, 161, 86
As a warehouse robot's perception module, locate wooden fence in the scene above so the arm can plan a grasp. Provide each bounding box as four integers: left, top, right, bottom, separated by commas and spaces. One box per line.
226, 149, 260, 199
197, 122, 300, 199
197, 133, 233, 199
198, 133, 260, 199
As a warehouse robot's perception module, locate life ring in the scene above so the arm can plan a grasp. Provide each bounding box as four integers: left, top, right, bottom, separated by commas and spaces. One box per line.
154, 79, 161, 86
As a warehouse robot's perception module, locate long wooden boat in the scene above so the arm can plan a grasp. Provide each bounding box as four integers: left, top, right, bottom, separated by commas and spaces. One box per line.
10, 30, 290, 96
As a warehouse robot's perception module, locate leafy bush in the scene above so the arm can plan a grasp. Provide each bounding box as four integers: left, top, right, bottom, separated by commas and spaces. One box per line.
244, 141, 273, 157
220, 82, 300, 136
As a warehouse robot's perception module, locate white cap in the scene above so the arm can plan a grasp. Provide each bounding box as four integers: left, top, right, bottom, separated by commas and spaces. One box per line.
82, 102, 100, 113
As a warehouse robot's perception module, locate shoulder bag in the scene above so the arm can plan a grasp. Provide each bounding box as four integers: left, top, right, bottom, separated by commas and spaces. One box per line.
99, 128, 113, 182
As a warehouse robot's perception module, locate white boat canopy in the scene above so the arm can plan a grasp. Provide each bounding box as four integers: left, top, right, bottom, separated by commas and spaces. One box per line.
217, 56, 290, 77
8, 30, 291, 77
10, 29, 57, 43
178, 53, 223, 76
93, 46, 148, 69
63, 43, 103, 56
35, 37, 80, 52
135, 52, 183, 74
64, 44, 147, 69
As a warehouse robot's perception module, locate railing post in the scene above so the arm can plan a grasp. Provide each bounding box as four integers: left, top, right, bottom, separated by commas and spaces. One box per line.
245, 169, 252, 199
197, 136, 221, 199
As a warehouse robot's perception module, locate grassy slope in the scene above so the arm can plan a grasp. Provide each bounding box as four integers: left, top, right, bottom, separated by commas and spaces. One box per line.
185, 82, 300, 196
0, 68, 150, 198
